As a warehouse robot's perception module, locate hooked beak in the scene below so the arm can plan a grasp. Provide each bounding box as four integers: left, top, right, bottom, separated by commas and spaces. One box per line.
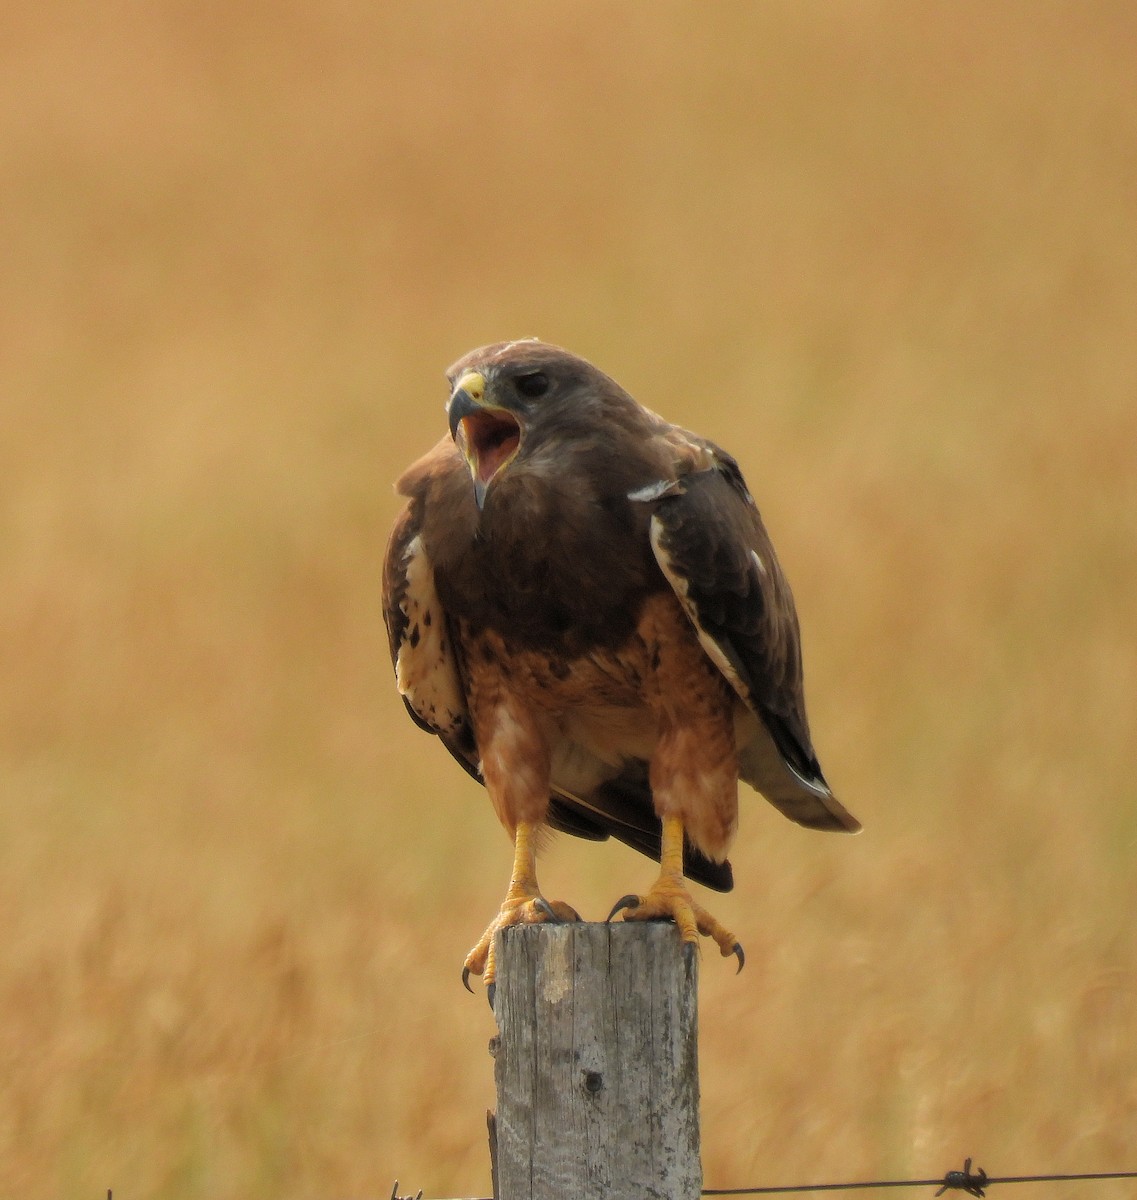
447, 370, 522, 510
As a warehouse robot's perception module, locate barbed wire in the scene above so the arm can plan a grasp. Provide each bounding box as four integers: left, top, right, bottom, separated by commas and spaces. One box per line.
703, 1158, 1137, 1196
390, 1158, 1137, 1200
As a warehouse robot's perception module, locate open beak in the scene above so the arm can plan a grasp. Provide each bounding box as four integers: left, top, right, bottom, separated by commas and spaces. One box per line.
447, 371, 522, 509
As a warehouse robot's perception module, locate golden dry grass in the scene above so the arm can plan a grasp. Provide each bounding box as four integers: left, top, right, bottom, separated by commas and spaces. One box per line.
2, 2, 1136, 1196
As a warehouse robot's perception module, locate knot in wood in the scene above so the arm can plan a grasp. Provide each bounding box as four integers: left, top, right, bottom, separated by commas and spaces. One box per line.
581, 1069, 604, 1095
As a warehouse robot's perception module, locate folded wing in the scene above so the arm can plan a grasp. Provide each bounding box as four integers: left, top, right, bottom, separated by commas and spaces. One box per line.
646, 453, 861, 834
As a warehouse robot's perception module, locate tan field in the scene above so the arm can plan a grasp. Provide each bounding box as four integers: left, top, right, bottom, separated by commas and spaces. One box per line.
2, 3, 1135, 1196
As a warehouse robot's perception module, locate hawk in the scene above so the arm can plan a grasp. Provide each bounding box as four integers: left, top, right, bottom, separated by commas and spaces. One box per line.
382, 340, 859, 995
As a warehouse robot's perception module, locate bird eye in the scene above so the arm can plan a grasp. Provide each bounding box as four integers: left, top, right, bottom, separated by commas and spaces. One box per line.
514, 371, 549, 398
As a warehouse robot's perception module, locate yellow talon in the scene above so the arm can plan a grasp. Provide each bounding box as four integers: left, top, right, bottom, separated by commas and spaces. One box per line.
462, 820, 579, 995
608, 815, 744, 971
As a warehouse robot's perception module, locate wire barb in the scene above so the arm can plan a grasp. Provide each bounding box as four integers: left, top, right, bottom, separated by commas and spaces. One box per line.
936, 1159, 988, 1198
389, 1179, 423, 1200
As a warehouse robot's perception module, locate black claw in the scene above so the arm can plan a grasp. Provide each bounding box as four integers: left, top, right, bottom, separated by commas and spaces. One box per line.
487, 981, 496, 1010
462, 966, 474, 994
732, 942, 745, 973
533, 897, 562, 923
682, 940, 698, 971
607, 894, 641, 922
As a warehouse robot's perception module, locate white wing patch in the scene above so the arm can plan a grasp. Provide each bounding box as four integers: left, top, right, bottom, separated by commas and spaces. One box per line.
627, 478, 684, 503
395, 535, 467, 736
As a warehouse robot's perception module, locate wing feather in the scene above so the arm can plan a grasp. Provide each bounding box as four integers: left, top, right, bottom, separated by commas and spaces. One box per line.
382, 502, 480, 775
647, 454, 860, 834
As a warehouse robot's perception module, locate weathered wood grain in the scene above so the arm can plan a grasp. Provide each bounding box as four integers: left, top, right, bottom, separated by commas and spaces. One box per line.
492, 922, 700, 1200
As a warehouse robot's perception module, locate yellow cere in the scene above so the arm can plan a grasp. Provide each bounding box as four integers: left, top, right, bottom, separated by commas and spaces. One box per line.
454, 370, 486, 403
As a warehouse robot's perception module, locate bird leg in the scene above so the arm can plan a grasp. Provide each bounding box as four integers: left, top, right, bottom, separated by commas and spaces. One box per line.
608, 815, 744, 971
462, 820, 579, 995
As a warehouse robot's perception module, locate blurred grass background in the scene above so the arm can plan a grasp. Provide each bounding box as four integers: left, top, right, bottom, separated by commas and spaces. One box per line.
2, 1, 1136, 1196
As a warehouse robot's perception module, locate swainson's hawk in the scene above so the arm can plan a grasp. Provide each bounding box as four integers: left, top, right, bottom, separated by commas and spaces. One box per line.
383, 340, 859, 994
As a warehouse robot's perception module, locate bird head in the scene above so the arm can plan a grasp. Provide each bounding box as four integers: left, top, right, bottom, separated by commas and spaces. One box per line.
445, 339, 633, 510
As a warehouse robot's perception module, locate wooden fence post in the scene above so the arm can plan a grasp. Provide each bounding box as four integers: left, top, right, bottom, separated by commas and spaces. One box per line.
491, 921, 701, 1200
